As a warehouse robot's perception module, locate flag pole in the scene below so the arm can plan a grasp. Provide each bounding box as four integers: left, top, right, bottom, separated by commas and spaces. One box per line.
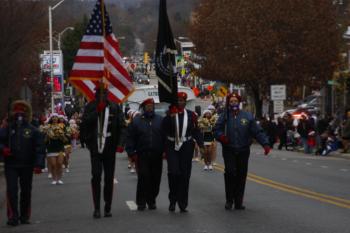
98, 0, 107, 150
168, 52, 179, 145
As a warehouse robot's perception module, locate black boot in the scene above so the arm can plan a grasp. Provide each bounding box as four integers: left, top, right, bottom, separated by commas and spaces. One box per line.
225, 201, 233, 210
20, 217, 31, 224
104, 205, 112, 217
224, 173, 234, 210
148, 203, 157, 210
7, 218, 19, 226
168, 202, 176, 212
234, 205, 246, 210
93, 209, 101, 219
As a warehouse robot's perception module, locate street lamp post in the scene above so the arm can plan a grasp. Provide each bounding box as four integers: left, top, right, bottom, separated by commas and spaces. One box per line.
343, 26, 350, 109
49, 0, 65, 113
58, 27, 74, 50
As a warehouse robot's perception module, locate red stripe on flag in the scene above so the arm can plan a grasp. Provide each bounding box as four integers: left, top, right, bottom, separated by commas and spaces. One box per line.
74, 56, 104, 63
108, 92, 121, 103
105, 71, 131, 96
70, 70, 104, 78
70, 80, 95, 101
80, 42, 103, 50
106, 35, 122, 57
105, 50, 132, 82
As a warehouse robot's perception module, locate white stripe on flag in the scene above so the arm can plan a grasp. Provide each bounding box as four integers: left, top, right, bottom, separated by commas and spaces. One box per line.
105, 60, 133, 90
109, 85, 125, 100
105, 38, 128, 70
82, 35, 103, 43
73, 63, 104, 71
84, 80, 97, 92
77, 49, 104, 57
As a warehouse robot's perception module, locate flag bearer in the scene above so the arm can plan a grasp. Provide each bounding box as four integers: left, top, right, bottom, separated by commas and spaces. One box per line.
163, 92, 204, 213
81, 83, 125, 219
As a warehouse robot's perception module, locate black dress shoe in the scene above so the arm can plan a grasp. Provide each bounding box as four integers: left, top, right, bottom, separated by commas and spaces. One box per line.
7, 219, 19, 226
104, 212, 112, 217
148, 203, 157, 210
234, 205, 246, 210
93, 210, 101, 219
179, 208, 188, 213
137, 205, 146, 211
225, 201, 233, 210
168, 203, 176, 212
20, 219, 31, 224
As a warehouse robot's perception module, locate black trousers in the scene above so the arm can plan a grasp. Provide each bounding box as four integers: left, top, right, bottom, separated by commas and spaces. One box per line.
222, 147, 250, 206
90, 153, 116, 212
5, 166, 34, 221
136, 152, 163, 207
166, 141, 195, 209
278, 133, 287, 150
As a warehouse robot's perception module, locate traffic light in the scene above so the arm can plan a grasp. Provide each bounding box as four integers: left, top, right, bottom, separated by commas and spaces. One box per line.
144, 52, 150, 64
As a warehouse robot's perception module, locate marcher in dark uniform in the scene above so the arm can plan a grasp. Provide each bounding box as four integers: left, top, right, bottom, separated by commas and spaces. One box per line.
0, 100, 45, 226
81, 83, 125, 219
213, 93, 270, 210
125, 98, 165, 211
163, 92, 204, 213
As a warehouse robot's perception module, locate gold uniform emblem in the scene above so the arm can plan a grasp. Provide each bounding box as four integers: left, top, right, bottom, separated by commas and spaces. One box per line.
23, 128, 32, 138
240, 118, 248, 126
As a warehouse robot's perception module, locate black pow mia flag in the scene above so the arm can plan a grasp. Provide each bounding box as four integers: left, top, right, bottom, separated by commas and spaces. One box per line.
155, 0, 178, 104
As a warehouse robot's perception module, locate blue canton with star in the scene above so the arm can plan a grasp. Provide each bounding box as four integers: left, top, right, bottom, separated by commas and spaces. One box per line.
85, 0, 113, 36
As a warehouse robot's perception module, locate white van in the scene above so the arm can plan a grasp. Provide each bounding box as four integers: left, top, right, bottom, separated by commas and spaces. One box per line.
125, 85, 196, 116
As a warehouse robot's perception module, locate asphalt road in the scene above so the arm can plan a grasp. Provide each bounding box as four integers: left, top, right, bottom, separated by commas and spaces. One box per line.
0, 143, 349, 233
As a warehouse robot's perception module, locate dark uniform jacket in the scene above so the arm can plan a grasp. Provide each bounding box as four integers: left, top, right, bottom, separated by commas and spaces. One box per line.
162, 109, 204, 147
125, 113, 165, 155
81, 100, 125, 154
213, 109, 269, 149
0, 122, 46, 168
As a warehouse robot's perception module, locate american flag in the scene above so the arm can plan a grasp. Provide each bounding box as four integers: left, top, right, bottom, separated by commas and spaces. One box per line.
69, 0, 133, 102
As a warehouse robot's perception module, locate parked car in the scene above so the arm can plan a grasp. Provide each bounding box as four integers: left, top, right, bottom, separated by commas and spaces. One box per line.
136, 74, 150, 85
296, 94, 321, 108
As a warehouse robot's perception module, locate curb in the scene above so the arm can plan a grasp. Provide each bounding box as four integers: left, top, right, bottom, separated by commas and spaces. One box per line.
0, 163, 5, 210
330, 152, 350, 160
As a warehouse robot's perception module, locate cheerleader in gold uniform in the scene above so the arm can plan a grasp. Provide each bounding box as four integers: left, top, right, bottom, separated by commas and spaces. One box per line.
42, 114, 68, 184
198, 110, 217, 171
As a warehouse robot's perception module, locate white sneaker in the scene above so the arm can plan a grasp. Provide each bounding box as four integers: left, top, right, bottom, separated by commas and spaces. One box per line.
114, 178, 118, 184
128, 163, 131, 169
57, 180, 64, 185
51, 181, 57, 185
208, 165, 213, 170
66, 168, 70, 173
203, 165, 208, 171
42, 168, 48, 173
130, 168, 136, 173
48, 173, 52, 179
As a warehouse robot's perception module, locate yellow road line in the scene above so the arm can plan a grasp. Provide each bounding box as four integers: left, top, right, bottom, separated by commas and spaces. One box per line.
212, 163, 350, 209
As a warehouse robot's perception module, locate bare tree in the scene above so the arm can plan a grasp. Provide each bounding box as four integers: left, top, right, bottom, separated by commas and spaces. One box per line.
190, 0, 339, 117
0, 1, 47, 117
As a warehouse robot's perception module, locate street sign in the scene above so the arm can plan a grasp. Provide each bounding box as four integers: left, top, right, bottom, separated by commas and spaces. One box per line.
217, 86, 228, 97
271, 85, 286, 100
327, 80, 337, 85
273, 100, 284, 113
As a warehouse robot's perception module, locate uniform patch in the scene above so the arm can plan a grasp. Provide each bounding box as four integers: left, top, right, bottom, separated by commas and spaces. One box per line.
23, 128, 32, 138
240, 118, 249, 126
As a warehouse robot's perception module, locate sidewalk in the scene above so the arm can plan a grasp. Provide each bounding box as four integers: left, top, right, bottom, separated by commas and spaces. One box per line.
0, 162, 5, 210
